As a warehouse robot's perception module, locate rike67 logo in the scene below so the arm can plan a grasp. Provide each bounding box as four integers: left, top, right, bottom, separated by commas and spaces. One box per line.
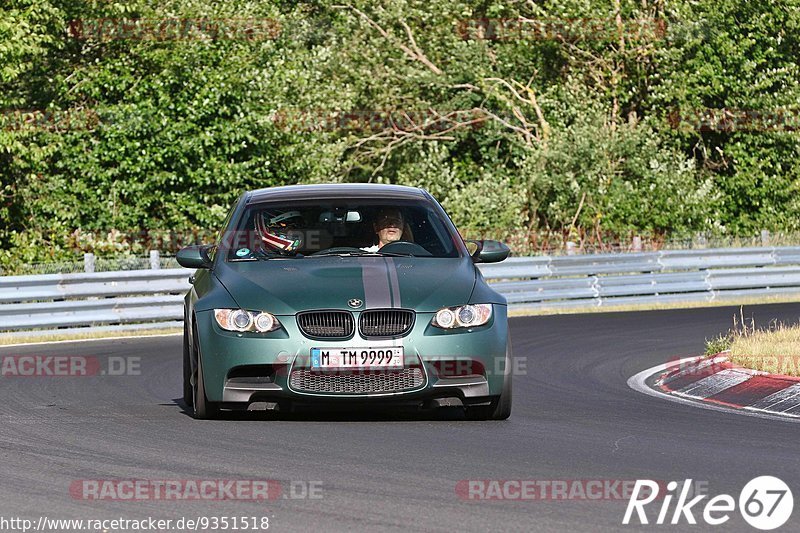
623, 477, 793, 530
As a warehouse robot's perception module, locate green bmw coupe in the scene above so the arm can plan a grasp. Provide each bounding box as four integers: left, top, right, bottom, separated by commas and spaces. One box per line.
177, 184, 512, 420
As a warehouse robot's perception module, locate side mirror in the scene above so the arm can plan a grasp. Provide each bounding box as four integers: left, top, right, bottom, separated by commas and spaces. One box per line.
466, 239, 510, 263
177, 245, 213, 269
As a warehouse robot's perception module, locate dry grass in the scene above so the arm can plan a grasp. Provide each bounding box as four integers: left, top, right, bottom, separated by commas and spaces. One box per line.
0, 327, 181, 346
703, 306, 800, 377
728, 324, 800, 377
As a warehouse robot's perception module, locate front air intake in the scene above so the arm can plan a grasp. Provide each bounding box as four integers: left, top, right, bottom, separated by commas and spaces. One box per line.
358, 309, 415, 338
297, 311, 355, 338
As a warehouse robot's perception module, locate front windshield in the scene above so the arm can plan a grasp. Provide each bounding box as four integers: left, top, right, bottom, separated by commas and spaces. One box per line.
221, 198, 462, 260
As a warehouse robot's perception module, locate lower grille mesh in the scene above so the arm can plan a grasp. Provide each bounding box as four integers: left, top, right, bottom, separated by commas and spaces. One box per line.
289, 368, 424, 394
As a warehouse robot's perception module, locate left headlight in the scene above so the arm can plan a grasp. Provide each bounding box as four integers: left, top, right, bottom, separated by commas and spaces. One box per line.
214, 309, 282, 333
431, 304, 492, 329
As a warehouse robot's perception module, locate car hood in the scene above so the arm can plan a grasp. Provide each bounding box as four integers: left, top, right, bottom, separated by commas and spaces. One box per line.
213, 256, 476, 314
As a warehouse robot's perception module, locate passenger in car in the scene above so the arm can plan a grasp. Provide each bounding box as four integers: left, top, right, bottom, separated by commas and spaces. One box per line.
361, 208, 413, 252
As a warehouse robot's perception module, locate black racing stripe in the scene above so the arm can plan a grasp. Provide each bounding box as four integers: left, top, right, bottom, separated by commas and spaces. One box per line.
386, 258, 402, 308
358, 258, 392, 308
384, 258, 394, 308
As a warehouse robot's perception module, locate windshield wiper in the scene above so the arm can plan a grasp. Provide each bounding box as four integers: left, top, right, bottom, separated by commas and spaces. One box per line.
367, 251, 413, 257
309, 250, 412, 258
254, 249, 303, 260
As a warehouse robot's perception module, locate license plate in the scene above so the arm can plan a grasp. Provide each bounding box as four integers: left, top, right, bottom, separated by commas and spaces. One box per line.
310, 347, 404, 369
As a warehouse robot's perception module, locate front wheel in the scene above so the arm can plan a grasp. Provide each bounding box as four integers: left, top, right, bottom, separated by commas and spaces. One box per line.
182, 324, 193, 407
466, 341, 513, 420
192, 332, 219, 420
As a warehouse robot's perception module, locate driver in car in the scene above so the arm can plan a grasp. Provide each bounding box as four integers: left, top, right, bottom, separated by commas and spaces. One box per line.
361, 208, 408, 252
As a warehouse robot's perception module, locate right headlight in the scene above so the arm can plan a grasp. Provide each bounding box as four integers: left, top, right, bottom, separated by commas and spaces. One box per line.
214, 309, 282, 333
431, 304, 492, 329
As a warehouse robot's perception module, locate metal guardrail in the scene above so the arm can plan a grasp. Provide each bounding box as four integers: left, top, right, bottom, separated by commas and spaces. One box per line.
1, 246, 800, 336
0, 270, 188, 332
477, 246, 800, 310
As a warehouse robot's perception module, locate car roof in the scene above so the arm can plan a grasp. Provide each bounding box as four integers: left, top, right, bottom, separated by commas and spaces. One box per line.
245, 183, 428, 205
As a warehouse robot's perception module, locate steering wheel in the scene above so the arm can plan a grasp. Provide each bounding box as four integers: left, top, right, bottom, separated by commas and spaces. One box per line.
310, 247, 365, 256
379, 241, 432, 256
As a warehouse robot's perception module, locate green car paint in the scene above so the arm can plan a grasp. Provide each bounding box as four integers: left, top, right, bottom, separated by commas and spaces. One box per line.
179, 184, 512, 420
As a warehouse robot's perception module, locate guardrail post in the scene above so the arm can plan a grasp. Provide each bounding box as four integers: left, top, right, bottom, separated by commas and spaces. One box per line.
761, 229, 770, 245
566, 242, 576, 256
84, 253, 95, 273
149, 250, 160, 270
632, 236, 642, 252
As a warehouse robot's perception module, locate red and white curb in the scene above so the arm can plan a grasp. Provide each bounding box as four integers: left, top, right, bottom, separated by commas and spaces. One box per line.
628, 354, 800, 423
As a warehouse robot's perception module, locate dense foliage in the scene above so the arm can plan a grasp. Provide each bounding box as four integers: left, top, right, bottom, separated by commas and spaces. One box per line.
1, 0, 799, 266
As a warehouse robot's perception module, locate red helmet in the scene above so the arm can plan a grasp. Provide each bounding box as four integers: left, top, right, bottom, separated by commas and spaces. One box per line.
255, 209, 304, 254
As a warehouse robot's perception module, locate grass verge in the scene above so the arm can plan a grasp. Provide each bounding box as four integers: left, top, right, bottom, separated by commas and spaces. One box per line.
728, 325, 800, 377
0, 327, 182, 346
704, 311, 800, 377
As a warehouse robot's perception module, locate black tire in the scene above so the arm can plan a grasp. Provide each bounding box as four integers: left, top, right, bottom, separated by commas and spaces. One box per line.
182, 324, 193, 407
192, 330, 219, 420
466, 340, 513, 421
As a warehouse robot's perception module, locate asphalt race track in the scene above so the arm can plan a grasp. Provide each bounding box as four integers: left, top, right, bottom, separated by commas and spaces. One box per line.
1, 303, 799, 532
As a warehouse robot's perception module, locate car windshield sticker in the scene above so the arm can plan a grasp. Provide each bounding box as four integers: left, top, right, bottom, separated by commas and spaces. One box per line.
236, 248, 251, 257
